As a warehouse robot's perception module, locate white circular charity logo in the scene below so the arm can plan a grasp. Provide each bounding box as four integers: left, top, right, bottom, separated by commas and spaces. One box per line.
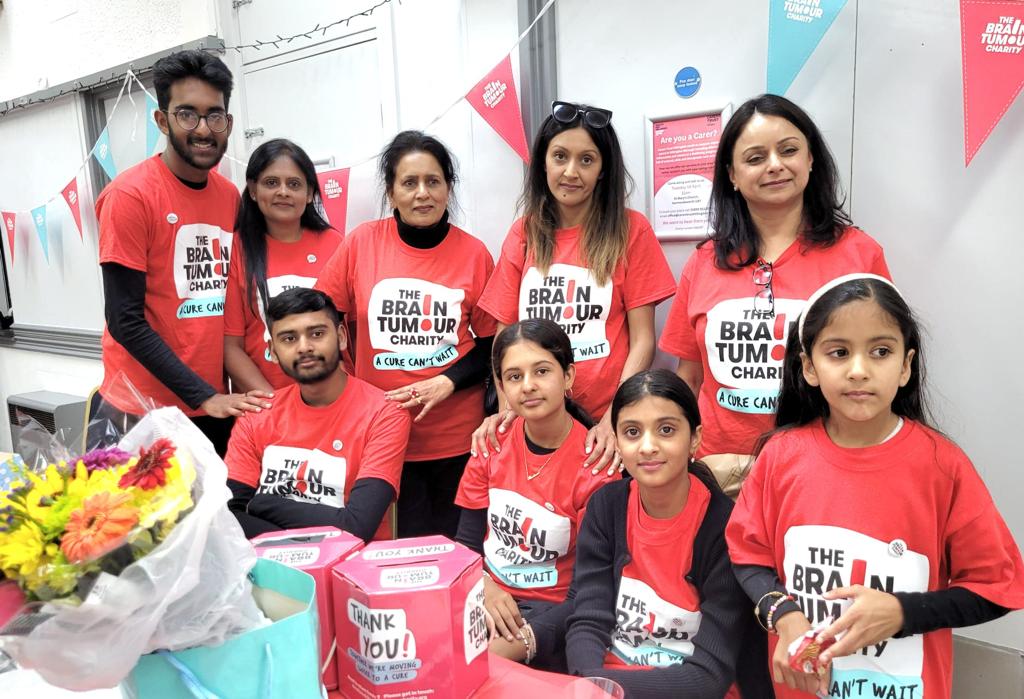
888, 539, 906, 558
166, 213, 179, 224
307, 254, 317, 264
332, 439, 343, 451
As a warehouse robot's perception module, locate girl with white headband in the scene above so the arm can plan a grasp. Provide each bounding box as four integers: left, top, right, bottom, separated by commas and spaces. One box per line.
726, 274, 1023, 699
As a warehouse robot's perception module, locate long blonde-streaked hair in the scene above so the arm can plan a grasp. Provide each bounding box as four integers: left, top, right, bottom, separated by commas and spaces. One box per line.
518, 106, 633, 286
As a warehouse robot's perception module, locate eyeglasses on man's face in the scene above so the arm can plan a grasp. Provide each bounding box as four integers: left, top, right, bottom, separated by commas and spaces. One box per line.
163, 108, 231, 133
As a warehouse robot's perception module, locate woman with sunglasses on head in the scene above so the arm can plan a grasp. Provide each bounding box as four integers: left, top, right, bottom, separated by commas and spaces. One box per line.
224, 138, 342, 394
659, 94, 891, 496
476, 101, 676, 476
316, 130, 497, 539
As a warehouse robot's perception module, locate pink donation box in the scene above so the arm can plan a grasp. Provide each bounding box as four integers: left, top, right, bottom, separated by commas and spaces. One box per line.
332, 536, 489, 698
253, 526, 364, 690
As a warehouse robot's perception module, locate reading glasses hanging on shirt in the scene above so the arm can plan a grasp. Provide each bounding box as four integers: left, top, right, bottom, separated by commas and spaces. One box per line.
752, 259, 775, 317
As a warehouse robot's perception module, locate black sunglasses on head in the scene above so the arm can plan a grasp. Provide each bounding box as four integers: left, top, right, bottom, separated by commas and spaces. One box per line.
551, 101, 613, 129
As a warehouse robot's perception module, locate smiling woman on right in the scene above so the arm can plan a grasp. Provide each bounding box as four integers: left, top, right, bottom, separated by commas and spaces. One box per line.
658, 94, 892, 497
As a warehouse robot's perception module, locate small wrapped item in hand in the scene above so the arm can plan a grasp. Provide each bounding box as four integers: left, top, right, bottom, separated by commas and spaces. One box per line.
787, 618, 836, 674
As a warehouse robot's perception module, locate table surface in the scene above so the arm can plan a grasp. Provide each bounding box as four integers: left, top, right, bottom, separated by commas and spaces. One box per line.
329, 652, 611, 698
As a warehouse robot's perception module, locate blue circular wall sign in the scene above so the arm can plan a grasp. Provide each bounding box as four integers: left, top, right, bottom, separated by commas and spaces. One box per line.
674, 66, 702, 98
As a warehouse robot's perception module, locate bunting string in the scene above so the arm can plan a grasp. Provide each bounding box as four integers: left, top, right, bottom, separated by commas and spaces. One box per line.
0, 0, 557, 263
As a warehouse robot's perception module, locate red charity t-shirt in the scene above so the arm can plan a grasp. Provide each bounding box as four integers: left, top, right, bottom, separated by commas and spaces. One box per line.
478, 210, 676, 419
97, 156, 239, 416
726, 419, 1024, 699
658, 228, 891, 456
604, 474, 709, 669
225, 375, 411, 541
224, 229, 343, 390
455, 417, 618, 603
315, 218, 497, 461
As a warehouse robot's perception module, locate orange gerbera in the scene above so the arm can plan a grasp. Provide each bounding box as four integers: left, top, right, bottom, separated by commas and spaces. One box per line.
60, 492, 139, 564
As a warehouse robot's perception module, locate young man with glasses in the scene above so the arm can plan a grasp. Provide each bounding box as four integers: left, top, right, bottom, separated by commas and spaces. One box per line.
94, 50, 269, 455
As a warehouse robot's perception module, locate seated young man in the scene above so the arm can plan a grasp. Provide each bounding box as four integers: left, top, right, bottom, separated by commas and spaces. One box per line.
225, 287, 411, 541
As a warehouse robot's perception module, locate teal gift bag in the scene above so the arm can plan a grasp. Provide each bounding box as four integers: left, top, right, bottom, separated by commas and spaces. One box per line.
122, 559, 323, 699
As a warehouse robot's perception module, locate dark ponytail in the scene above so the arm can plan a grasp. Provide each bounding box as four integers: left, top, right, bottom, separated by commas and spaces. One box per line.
491, 319, 595, 429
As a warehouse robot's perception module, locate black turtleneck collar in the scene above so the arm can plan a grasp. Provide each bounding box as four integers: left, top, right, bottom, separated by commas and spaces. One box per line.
394, 209, 450, 249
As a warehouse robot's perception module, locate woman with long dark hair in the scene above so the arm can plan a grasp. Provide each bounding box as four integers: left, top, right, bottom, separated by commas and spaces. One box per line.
316, 130, 497, 539
224, 138, 341, 392
659, 94, 891, 495
476, 102, 676, 475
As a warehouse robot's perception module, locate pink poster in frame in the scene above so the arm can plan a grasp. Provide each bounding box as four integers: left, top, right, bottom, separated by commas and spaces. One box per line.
645, 106, 731, 241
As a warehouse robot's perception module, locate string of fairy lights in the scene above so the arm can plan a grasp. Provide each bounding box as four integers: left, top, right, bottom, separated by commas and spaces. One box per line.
0, 0, 398, 118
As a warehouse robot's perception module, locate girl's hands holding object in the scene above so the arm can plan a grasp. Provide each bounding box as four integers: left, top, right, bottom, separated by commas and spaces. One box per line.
774, 611, 831, 695
816, 586, 904, 667
482, 575, 524, 643
583, 412, 620, 476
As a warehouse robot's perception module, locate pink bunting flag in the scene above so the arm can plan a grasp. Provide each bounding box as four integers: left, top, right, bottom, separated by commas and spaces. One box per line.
1, 212, 14, 266
960, 1, 1024, 165
61, 177, 84, 240
316, 167, 351, 232
465, 55, 531, 163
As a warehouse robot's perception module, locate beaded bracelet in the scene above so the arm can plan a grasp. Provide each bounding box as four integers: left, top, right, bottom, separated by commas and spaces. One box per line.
754, 591, 786, 632
521, 622, 537, 664
767, 594, 796, 634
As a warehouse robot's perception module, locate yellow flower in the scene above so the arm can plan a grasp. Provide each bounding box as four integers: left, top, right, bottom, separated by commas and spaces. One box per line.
0, 522, 45, 577
132, 455, 194, 530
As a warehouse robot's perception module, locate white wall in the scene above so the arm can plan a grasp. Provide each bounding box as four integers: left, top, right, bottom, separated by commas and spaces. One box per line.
0, 0, 214, 103
556, 0, 858, 367
852, 0, 1024, 650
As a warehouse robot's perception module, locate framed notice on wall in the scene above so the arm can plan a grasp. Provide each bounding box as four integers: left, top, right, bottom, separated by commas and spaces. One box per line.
645, 105, 732, 241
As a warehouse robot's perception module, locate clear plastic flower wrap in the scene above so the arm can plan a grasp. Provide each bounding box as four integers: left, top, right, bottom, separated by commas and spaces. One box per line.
0, 406, 266, 690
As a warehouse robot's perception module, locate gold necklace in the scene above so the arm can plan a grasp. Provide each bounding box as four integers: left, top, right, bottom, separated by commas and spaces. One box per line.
524, 417, 573, 481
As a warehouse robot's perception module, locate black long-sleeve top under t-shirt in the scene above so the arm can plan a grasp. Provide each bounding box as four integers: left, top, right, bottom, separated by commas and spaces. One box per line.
530, 474, 774, 699
227, 477, 395, 543
733, 563, 1010, 638
102, 262, 217, 410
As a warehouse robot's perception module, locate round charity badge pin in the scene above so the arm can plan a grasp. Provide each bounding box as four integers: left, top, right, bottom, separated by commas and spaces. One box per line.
332, 439, 343, 451
544, 502, 555, 512
888, 539, 906, 558
166, 212, 179, 224
307, 254, 317, 264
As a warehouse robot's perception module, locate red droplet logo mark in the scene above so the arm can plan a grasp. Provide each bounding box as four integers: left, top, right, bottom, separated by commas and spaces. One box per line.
421, 294, 433, 331
771, 313, 787, 361
295, 460, 309, 494
519, 517, 533, 552
563, 280, 576, 319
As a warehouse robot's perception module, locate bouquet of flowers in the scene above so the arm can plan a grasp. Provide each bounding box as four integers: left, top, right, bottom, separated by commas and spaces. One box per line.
0, 439, 193, 603
0, 407, 265, 690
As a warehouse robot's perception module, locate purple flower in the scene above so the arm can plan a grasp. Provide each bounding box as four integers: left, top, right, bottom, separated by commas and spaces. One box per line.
79, 447, 132, 473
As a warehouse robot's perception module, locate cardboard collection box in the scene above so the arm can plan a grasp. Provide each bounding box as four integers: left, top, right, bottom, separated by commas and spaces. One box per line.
331, 536, 489, 698
253, 526, 365, 690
